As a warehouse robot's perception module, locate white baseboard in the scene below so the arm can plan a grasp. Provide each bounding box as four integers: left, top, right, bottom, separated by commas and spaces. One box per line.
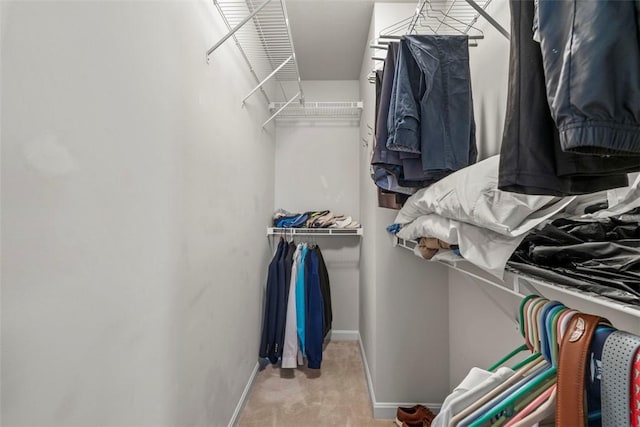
228, 361, 260, 427
357, 333, 441, 420
328, 329, 359, 341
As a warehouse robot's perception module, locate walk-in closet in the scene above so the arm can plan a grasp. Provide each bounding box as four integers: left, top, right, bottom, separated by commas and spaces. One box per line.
2, 0, 640, 426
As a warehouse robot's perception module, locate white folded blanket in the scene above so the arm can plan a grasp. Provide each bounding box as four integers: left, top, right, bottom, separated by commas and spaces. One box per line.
394, 155, 575, 237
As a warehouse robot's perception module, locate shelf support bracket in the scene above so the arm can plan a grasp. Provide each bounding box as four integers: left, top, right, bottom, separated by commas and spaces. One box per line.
462, 0, 510, 40
262, 91, 300, 127
206, 0, 274, 59
242, 55, 293, 106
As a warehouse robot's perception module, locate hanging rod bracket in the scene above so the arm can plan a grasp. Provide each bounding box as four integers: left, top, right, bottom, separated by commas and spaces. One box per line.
206, 0, 274, 60
262, 91, 300, 128
242, 55, 293, 106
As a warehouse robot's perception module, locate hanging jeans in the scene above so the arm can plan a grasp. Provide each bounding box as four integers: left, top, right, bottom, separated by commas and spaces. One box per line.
372, 43, 420, 194
386, 35, 477, 177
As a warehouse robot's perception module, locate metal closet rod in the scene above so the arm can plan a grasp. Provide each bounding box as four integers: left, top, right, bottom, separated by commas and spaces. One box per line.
379, 34, 484, 40
370, 40, 479, 50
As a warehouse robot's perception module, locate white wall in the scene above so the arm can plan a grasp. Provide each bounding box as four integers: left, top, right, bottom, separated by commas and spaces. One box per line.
274, 80, 361, 333
448, 271, 524, 388
1, 1, 274, 425
358, 10, 379, 390
467, 0, 511, 159
358, 3, 451, 413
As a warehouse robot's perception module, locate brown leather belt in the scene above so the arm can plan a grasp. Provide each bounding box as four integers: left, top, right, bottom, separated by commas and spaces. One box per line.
556, 314, 610, 427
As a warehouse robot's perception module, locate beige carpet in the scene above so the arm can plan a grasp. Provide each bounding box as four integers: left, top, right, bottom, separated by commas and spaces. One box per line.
238, 341, 395, 427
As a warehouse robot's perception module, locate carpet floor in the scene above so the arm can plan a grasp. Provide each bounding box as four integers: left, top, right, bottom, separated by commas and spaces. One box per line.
237, 341, 395, 426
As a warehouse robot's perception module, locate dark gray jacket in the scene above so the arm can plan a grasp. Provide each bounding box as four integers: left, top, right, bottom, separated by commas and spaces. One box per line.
537, 0, 640, 156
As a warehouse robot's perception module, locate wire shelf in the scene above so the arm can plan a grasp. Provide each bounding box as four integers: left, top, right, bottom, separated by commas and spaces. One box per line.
208, 0, 304, 108
268, 227, 363, 236
268, 101, 363, 120
393, 236, 640, 319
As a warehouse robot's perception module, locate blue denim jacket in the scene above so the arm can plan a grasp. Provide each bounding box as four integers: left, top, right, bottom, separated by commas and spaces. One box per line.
387, 35, 477, 175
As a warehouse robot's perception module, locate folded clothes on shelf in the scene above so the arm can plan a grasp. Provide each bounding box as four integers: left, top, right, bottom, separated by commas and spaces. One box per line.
272, 209, 360, 229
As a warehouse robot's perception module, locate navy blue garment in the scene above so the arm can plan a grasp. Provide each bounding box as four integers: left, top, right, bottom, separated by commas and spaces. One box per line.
387, 35, 477, 177
305, 249, 324, 369
387, 39, 423, 154
587, 326, 616, 426
373, 42, 403, 170
272, 242, 290, 363
313, 246, 332, 339
372, 43, 417, 195
259, 240, 285, 362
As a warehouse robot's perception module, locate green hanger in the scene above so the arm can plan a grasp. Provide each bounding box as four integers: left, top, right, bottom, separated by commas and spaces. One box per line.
511, 352, 541, 371
469, 299, 559, 427
488, 295, 540, 372
488, 344, 529, 372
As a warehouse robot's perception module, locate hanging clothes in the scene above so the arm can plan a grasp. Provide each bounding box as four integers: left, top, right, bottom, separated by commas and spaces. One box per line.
536, 0, 640, 156
304, 248, 324, 369
498, 0, 638, 196
259, 240, 332, 370
370, 34, 478, 207
387, 35, 477, 178
259, 239, 286, 364
435, 297, 640, 426
371, 42, 417, 197
314, 246, 332, 338
281, 244, 301, 369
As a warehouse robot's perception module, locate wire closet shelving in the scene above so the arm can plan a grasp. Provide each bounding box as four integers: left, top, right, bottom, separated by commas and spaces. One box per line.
394, 237, 640, 321
207, 0, 304, 127
207, 0, 364, 127
268, 101, 364, 122
267, 227, 363, 237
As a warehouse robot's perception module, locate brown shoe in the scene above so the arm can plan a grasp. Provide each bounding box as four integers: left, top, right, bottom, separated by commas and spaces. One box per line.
401, 416, 434, 427
395, 405, 434, 427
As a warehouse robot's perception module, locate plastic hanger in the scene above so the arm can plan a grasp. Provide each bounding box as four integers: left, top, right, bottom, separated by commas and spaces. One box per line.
528, 299, 548, 353
488, 295, 539, 372
470, 302, 565, 426
468, 301, 561, 427
450, 297, 550, 427
503, 308, 579, 427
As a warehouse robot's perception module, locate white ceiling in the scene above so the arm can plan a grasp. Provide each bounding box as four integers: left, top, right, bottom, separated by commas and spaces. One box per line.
286, 0, 403, 80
